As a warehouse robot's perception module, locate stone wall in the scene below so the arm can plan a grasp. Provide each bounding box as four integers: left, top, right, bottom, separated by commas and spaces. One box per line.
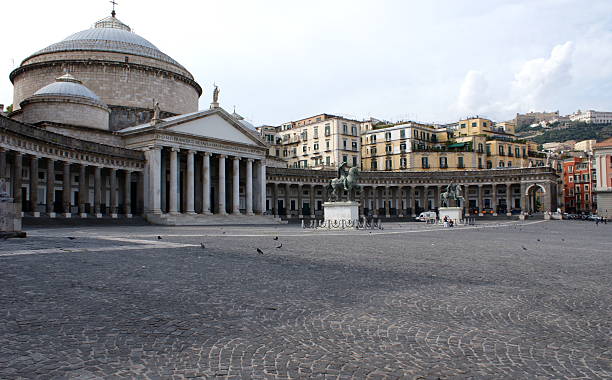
40, 123, 123, 147
596, 192, 612, 218
109, 106, 174, 131
12, 60, 200, 117
21, 98, 109, 130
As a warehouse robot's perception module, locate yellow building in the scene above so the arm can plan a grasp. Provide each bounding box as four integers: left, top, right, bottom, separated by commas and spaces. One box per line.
361, 117, 545, 172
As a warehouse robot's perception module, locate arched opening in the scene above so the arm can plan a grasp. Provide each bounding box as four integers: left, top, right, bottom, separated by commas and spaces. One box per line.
525, 184, 546, 214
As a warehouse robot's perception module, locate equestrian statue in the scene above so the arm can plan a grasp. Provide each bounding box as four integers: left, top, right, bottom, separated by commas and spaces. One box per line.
326, 162, 359, 202
440, 181, 464, 207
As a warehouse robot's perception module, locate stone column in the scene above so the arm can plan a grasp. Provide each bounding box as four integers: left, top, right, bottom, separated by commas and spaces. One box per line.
186, 150, 195, 214
201, 152, 211, 214
384, 186, 390, 217
434, 185, 442, 210
397, 187, 403, 217
406, 186, 414, 217
372, 187, 378, 217
260, 161, 267, 215
520, 183, 528, 213
217, 155, 227, 215
169, 148, 179, 215
62, 161, 71, 217
272, 182, 278, 217
297, 184, 303, 218
419, 186, 426, 213
94, 166, 102, 217
110, 168, 118, 218
124, 171, 132, 217
78, 164, 87, 217
13, 152, 23, 215
144, 147, 162, 215
284, 183, 290, 217
232, 157, 240, 215
245, 159, 253, 215
30, 156, 39, 216
0, 148, 6, 179
46, 158, 55, 217
310, 184, 316, 217
505, 183, 512, 216
491, 183, 497, 216
477, 184, 484, 216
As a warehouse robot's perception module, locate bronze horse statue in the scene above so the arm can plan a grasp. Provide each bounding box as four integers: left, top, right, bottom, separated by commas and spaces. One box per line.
327, 162, 359, 201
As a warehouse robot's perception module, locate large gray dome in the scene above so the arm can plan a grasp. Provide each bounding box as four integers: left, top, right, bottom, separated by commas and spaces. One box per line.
30, 73, 105, 106
23, 15, 186, 70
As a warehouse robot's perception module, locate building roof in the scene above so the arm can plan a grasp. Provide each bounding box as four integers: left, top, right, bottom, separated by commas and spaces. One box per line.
23, 14, 188, 73
27, 73, 106, 107
594, 137, 612, 148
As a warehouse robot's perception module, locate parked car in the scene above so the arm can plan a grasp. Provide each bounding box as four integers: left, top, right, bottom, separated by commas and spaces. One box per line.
482, 208, 494, 214
416, 211, 437, 221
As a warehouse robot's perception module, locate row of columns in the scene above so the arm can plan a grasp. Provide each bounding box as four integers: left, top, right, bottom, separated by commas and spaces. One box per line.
0, 149, 136, 217
266, 182, 538, 218
146, 147, 266, 216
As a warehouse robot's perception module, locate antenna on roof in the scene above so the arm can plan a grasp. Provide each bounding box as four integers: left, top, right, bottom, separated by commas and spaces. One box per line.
110, 0, 118, 17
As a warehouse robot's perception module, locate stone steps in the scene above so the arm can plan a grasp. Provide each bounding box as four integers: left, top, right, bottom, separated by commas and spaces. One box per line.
145, 213, 286, 226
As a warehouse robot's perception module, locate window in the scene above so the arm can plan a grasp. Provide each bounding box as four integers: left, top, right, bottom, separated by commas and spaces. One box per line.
283, 149, 288, 157
343, 139, 347, 149
471, 122, 476, 127
585, 193, 589, 201
301, 131, 308, 140
302, 145, 307, 153
499, 145, 505, 155
400, 143, 406, 152
326, 156, 330, 165
483, 122, 487, 127
385, 132, 392, 141
351, 125, 357, 136
326, 140, 330, 150
421, 157, 429, 168
400, 129, 406, 138
499, 161, 505, 167
386, 145, 392, 153
325, 124, 331, 136
400, 157, 407, 168
351, 141, 358, 151
477, 143, 484, 153
342, 155, 348, 163
313, 127, 318, 138
371, 147, 377, 155
507, 161, 512, 167
352, 156, 357, 166
460, 123, 466, 128
371, 160, 378, 170
478, 157, 483, 169
487, 160, 492, 169
313, 142, 319, 151
585, 184, 589, 191
515, 147, 520, 157
458, 156, 464, 168
486, 145, 491, 155
386, 159, 393, 170
439, 157, 448, 168
371, 135, 377, 143
342, 123, 348, 134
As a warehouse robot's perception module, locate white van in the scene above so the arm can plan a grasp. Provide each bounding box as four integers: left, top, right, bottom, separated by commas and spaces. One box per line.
416, 211, 437, 221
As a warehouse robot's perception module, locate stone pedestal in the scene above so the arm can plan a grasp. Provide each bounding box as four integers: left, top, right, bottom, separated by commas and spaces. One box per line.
439, 207, 463, 223
0, 199, 25, 238
323, 201, 359, 226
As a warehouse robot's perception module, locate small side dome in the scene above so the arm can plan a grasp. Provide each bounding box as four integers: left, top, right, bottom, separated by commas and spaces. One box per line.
20, 74, 110, 130
32, 73, 104, 106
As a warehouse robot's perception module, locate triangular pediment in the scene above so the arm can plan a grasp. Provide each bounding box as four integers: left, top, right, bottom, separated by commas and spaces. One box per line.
118, 108, 268, 148
161, 109, 266, 147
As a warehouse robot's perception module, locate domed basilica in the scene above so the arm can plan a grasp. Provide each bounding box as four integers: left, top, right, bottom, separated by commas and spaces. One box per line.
0, 11, 558, 226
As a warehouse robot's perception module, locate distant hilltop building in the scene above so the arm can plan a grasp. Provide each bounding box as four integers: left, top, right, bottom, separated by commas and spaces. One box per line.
569, 110, 612, 124
515, 111, 559, 128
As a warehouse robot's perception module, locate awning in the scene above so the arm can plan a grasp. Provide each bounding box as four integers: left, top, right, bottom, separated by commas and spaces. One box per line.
447, 142, 467, 148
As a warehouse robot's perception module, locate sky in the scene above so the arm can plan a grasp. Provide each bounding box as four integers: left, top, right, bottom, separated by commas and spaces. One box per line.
1, 0, 612, 126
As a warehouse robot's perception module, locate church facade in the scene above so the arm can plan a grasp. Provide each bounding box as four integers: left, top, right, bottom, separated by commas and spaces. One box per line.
0, 12, 559, 225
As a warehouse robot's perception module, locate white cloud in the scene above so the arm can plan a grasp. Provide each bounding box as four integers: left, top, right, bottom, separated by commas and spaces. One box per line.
510, 41, 574, 109
455, 70, 490, 116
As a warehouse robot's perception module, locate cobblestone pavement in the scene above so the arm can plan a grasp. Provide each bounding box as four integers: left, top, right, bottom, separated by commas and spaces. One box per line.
0, 220, 610, 379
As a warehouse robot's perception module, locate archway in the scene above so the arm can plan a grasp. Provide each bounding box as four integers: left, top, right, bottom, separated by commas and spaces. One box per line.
525, 184, 546, 214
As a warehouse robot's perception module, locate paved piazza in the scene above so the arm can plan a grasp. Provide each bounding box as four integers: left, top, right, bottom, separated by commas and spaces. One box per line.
0, 221, 610, 380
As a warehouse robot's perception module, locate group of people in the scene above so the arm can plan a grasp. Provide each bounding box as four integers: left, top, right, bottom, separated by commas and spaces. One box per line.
442, 215, 455, 228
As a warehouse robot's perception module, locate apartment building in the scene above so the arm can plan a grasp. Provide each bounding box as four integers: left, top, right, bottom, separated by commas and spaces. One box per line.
562, 155, 596, 213
259, 114, 361, 169
569, 110, 612, 124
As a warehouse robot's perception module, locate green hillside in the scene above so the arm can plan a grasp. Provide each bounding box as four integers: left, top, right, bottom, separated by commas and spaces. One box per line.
518, 122, 612, 144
